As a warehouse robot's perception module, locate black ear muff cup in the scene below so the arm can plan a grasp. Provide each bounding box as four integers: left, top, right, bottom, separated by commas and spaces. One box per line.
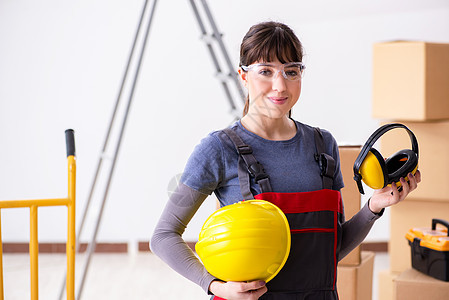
353, 123, 419, 194
385, 149, 418, 184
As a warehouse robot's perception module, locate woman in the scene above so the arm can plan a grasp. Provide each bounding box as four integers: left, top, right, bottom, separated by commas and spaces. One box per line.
151, 21, 420, 299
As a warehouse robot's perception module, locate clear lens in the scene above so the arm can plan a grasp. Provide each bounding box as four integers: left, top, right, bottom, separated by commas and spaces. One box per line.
242, 62, 305, 82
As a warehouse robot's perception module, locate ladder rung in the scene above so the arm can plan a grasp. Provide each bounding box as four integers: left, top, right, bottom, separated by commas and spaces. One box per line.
215, 72, 235, 82
200, 33, 223, 44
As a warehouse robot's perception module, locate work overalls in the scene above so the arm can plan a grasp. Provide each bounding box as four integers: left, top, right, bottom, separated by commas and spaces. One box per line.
213, 128, 343, 300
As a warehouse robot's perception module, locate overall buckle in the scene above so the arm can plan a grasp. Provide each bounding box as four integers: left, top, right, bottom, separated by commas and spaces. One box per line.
248, 162, 269, 183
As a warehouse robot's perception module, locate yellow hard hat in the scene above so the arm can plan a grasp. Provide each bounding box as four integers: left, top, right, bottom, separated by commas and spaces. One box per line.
195, 200, 291, 282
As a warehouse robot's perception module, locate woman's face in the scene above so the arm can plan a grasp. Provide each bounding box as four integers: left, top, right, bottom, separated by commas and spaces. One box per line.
239, 59, 302, 120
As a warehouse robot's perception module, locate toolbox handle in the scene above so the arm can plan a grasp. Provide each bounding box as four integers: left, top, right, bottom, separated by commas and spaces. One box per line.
65, 129, 76, 157
432, 218, 449, 236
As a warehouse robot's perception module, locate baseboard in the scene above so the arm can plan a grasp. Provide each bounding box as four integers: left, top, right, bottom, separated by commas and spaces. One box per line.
138, 241, 196, 252
2, 242, 128, 253
2, 241, 388, 254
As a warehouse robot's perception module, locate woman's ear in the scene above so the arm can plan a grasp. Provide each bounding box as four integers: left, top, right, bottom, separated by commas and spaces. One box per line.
238, 68, 248, 88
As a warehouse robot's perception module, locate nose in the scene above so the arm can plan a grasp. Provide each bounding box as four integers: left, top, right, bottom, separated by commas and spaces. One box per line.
271, 70, 287, 92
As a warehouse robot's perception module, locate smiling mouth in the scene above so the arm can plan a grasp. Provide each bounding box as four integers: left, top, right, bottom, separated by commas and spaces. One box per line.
268, 97, 288, 105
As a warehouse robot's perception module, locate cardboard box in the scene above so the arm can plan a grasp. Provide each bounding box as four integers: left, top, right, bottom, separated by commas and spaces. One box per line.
389, 199, 449, 273
394, 268, 449, 300
380, 120, 449, 201
372, 41, 449, 121
378, 270, 400, 300
337, 251, 375, 300
338, 146, 362, 266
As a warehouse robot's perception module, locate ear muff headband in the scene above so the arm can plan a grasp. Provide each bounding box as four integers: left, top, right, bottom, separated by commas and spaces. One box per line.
353, 123, 419, 194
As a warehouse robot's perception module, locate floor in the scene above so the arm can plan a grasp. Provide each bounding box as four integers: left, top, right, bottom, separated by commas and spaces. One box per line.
2, 252, 389, 300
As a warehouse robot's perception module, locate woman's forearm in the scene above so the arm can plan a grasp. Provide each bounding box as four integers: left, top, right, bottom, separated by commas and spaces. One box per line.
150, 183, 216, 293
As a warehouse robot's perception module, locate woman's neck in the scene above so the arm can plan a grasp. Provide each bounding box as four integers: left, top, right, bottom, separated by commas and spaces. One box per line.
240, 114, 296, 141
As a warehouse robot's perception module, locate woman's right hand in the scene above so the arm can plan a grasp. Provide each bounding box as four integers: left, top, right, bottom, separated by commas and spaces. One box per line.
209, 280, 267, 299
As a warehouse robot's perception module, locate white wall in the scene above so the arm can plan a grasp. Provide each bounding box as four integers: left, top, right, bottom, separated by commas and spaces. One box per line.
0, 0, 448, 245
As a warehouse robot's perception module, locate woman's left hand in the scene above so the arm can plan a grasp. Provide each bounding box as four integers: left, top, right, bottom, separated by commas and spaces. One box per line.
369, 170, 422, 214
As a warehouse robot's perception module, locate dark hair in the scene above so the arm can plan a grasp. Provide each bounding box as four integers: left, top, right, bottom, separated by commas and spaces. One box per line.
239, 21, 304, 117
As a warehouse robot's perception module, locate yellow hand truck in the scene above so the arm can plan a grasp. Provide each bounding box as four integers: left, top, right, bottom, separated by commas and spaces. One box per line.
0, 129, 76, 300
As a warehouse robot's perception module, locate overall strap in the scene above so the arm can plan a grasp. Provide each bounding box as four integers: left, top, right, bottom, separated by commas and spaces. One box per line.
222, 128, 272, 199
314, 127, 336, 190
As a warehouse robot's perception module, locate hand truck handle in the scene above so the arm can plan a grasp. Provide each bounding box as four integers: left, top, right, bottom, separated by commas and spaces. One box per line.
432, 218, 449, 236
65, 129, 76, 157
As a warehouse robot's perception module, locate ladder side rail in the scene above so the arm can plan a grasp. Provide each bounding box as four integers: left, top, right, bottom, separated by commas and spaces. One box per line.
75, 0, 158, 299
57, 1, 152, 299
188, 0, 237, 112
199, 0, 246, 102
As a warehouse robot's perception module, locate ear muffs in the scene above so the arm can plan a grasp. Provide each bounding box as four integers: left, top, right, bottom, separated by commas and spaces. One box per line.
353, 123, 419, 194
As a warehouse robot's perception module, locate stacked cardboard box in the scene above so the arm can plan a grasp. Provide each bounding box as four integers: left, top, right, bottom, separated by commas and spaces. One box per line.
338, 251, 375, 300
338, 146, 363, 266
336, 146, 376, 300
372, 41, 449, 299
394, 268, 449, 300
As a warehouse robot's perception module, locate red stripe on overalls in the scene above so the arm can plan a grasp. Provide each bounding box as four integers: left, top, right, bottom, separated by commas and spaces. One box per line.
254, 189, 342, 214
255, 189, 342, 291
333, 210, 338, 289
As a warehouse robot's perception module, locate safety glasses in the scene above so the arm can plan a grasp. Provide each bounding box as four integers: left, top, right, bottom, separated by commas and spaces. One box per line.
241, 62, 305, 82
